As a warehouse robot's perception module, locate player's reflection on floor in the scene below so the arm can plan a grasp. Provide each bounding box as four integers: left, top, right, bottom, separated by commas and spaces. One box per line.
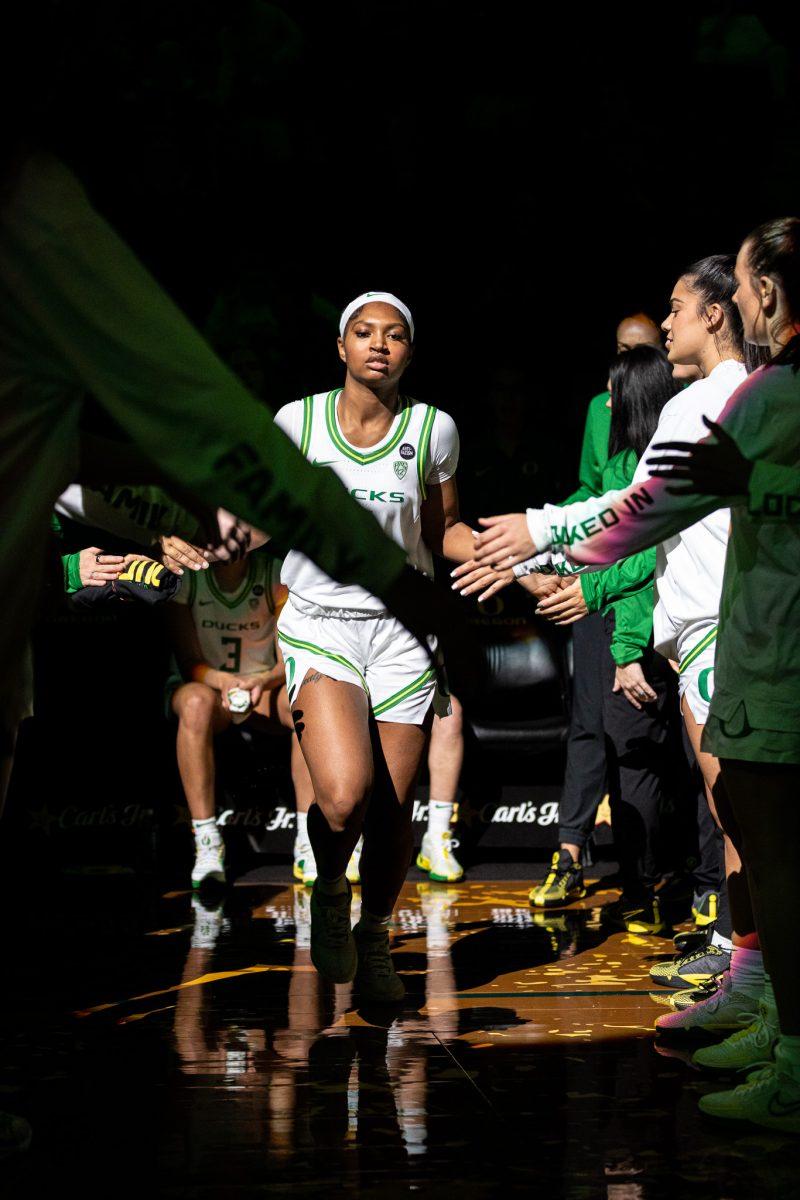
172, 883, 604, 1167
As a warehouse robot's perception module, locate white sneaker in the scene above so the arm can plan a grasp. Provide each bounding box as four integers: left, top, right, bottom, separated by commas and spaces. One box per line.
293, 837, 318, 886
191, 830, 225, 888
346, 836, 363, 885
692, 998, 779, 1071
655, 970, 758, 1034
699, 1049, 800, 1131
416, 831, 464, 882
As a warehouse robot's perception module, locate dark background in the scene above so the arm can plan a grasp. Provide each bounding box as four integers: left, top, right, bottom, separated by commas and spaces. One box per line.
3, 3, 799, 880
10, 3, 800, 474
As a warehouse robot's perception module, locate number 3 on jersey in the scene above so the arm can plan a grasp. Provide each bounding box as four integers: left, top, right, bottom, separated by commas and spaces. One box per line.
220, 636, 242, 673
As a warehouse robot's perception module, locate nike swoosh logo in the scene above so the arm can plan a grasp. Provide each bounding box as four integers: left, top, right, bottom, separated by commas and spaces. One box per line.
198, 600, 213, 606
768, 1091, 800, 1117
313, 459, 337, 467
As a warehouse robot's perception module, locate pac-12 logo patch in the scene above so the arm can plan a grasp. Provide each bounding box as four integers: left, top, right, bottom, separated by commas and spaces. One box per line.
399, 443, 415, 459
393, 460, 408, 479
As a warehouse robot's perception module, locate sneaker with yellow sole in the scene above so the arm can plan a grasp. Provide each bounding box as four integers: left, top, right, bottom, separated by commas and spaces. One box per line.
649, 942, 730, 989
417, 831, 464, 882
529, 849, 586, 908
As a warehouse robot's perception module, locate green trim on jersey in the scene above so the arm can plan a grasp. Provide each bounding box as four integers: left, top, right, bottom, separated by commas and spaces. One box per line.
372, 666, 436, 717
205, 556, 257, 610
417, 405, 437, 499
679, 627, 718, 674
325, 388, 412, 465
300, 396, 314, 457
277, 629, 368, 691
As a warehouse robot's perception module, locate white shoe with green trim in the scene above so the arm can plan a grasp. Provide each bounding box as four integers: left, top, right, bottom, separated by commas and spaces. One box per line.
346, 836, 363, 884
293, 837, 318, 886
417, 831, 464, 882
191, 830, 225, 888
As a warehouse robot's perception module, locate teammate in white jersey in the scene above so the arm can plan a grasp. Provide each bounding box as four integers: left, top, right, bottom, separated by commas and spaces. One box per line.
465, 258, 767, 1008
469, 256, 770, 1037
272, 292, 508, 1001
166, 549, 316, 888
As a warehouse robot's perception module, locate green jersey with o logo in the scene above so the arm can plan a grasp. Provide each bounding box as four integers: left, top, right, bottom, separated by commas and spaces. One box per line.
173, 551, 283, 675
274, 390, 459, 611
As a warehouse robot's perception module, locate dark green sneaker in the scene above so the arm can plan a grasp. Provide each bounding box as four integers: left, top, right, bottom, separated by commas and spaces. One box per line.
353, 922, 406, 1004
529, 849, 586, 908
310, 879, 357, 983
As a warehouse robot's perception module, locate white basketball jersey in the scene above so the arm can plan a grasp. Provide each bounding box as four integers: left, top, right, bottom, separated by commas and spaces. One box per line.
274, 389, 459, 611
174, 552, 283, 675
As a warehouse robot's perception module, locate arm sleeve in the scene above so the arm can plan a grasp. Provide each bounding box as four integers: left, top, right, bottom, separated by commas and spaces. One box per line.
608, 585, 655, 666
5, 163, 406, 600
426, 410, 460, 485
748, 460, 800, 515
580, 547, 656, 612
526, 476, 720, 568
62, 551, 83, 593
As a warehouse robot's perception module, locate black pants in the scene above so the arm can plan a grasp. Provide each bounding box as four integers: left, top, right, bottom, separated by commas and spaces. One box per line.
600, 611, 682, 896
558, 612, 608, 848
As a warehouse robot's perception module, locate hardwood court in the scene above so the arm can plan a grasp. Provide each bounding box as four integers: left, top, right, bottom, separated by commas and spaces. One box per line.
3, 878, 799, 1197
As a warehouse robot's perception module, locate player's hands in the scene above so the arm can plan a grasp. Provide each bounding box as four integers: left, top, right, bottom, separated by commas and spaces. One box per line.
536, 579, 589, 625
613, 661, 657, 710
159, 535, 209, 575
450, 560, 515, 601
646, 416, 753, 497
473, 513, 535, 566
202, 508, 252, 564
516, 573, 564, 602
78, 547, 127, 586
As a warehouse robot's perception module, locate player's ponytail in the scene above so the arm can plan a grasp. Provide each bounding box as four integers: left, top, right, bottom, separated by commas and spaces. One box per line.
743, 217, 800, 371
683, 254, 746, 363
608, 345, 680, 460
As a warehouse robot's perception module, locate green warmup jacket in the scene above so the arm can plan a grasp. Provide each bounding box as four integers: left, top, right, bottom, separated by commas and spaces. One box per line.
556, 394, 653, 664
578, 449, 655, 666
560, 391, 612, 505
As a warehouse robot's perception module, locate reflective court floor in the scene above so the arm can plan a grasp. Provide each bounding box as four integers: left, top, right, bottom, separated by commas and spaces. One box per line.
3, 876, 800, 1198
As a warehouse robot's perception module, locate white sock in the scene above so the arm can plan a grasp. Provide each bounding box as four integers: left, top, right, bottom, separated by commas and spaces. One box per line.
192, 816, 220, 842
428, 799, 454, 836
711, 929, 734, 952
296, 811, 308, 842
729, 946, 765, 999
359, 909, 392, 934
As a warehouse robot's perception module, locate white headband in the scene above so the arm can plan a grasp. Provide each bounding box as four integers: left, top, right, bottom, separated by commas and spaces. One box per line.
339, 291, 415, 341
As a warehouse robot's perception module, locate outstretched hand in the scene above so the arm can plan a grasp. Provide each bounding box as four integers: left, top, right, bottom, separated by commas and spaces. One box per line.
472, 513, 535, 566
646, 416, 753, 497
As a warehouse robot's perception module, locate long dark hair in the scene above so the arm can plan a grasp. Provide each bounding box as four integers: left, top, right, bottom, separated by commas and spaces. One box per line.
608, 345, 681, 459
744, 217, 800, 371
683, 253, 745, 359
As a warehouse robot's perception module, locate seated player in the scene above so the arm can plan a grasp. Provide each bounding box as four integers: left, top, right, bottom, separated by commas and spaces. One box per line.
165, 546, 340, 888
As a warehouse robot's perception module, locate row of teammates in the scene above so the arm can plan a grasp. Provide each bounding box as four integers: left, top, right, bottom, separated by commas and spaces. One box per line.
6, 150, 800, 1142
